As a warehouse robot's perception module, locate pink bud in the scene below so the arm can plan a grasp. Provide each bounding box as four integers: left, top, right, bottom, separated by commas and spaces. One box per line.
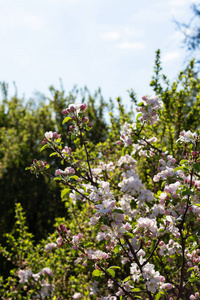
42, 138, 48, 144
62, 109, 68, 115
124, 223, 132, 231
80, 103, 87, 110
55, 169, 61, 176
70, 106, 75, 112
78, 233, 83, 239
82, 117, 88, 123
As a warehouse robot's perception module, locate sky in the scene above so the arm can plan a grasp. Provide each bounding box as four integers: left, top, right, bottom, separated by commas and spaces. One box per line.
0, 0, 198, 107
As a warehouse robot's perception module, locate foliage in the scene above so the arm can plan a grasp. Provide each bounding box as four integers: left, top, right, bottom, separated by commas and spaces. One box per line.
0, 82, 133, 278
1, 55, 200, 299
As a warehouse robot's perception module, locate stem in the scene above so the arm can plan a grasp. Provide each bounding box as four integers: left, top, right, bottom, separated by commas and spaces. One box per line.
96, 264, 135, 299
142, 236, 162, 267
124, 236, 154, 300
51, 143, 89, 182
176, 231, 185, 300
77, 246, 135, 299
44, 171, 94, 203
134, 131, 162, 154
177, 140, 198, 299
117, 238, 133, 263
78, 125, 94, 184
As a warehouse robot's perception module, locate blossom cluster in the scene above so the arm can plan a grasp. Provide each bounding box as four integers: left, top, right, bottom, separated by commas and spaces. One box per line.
18, 268, 54, 299
25, 96, 200, 299
62, 102, 92, 134
176, 130, 198, 144
136, 95, 163, 124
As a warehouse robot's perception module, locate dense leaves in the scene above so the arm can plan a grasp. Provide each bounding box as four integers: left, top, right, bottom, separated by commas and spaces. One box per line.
0, 54, 200, 299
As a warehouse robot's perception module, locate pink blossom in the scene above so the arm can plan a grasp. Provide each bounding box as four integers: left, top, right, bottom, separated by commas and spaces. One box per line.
18, 269, 32, 284
40, 267, 53, 276
44, 242, 57, 251
56, 236, 63, 247
73, 292, 82, 299
62, 109, 68, 115
176, 130, 197, 144
80, 103, 87, 110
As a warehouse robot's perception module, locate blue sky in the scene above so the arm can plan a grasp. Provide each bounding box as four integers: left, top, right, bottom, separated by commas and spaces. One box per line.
0, 0, 198, 105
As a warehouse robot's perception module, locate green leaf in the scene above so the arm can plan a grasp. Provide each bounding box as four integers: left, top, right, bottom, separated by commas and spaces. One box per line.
114, 245, 120, 254
174, 166, 184, 172
136, 113, 142, 121
123, 276, 130, 282
70, 175, 79, 181
71, 134, 76, 140
85, 242, 93, 247
40, 144, 50, 152
71, 249, 76, 256
55, 138, 61, 143
53, 177, 63, 181
112, 208, 124, 214
62, 116, 71, 124
126, 232, 134, 238
155, 291, 165, 300
92, 269, 102, 277
122, 147, 126, 156
109, 266, 121, 270
189, 276, 197, 282
193, 162, 200, 172
49, 152, 58, 157
132, 288, 141, 292
180, 159, 188, 165
107, 268, 115, 278
61, 188, 70, 198
182, 189, 194, 196
25, 167, 31, 170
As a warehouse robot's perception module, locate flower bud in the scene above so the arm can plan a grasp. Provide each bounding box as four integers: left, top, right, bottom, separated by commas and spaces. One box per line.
62, 109, 68, 115
80, 103, 87, 110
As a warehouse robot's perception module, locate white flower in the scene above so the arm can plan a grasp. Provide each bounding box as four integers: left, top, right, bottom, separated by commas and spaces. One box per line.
136, 217, 158, 234
176, 130, 197, 144
44, 131, 53, 139
95, 200, 116, 214
44, 242, 57, 251
73, 292, 82, 299
40, 267, 53, 276
18, 269, 32, 284
40, 283, 55, 299
130, 263, 140, 282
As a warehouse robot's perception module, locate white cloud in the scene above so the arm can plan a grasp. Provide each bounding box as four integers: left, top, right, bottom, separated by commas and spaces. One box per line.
117, 41, 145, 50
12, 13, 45, 30
163, 51, 180, 62
101, 32, 120, 40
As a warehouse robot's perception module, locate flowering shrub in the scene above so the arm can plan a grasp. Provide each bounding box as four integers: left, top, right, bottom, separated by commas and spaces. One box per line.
1, 85, 200, 299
